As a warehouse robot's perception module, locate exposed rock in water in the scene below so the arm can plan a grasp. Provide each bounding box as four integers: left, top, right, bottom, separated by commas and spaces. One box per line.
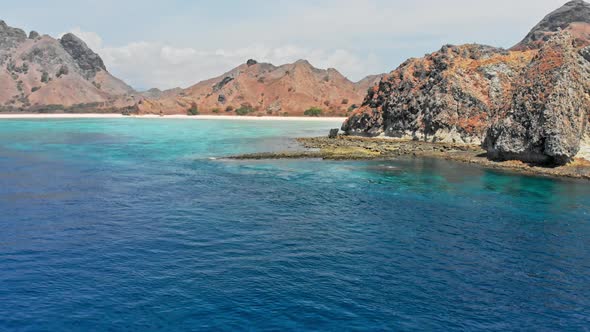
60, 33, 106, 78
328, 129, 339, 139
484, 32, 590, 165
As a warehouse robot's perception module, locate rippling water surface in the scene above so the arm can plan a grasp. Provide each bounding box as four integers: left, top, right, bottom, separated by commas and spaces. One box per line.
1, 119, 589, 331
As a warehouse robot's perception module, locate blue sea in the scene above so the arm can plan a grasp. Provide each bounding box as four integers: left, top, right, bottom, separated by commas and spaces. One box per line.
0, 118, 589, 331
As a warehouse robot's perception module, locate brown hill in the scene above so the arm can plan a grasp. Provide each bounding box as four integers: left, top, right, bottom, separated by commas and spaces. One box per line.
136, 59, 384, 117
0, 20, 136, 112
342, 1, 590, 165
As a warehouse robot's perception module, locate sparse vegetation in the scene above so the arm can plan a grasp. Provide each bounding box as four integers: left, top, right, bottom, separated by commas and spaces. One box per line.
235, 105, 254, 116
31, 86, 41, 93
304, 107, 323, 117
187, 103, 199, 116
56, 65, 69, 78
41, 71, 50, 83
212, 108, 220, 114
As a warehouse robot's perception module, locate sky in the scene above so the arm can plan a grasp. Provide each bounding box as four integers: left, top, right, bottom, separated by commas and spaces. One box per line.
3, 0, 568, 90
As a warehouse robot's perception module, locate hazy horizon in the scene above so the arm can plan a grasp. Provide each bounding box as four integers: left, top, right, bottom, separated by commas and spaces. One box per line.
3, 0, 569, 90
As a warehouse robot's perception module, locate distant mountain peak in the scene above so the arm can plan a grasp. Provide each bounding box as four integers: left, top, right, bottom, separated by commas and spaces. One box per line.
294, 59, 312, 67
0, 21, 135, 111
514, 0, 590, 49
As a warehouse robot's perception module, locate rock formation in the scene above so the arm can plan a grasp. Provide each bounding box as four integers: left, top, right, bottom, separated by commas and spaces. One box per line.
342, 45, 534, 144
136, 59, 384, 116
342, 1, 590, 164
484, 32, 590, 164
59, 33, 106, 79
0, 20, 136, 112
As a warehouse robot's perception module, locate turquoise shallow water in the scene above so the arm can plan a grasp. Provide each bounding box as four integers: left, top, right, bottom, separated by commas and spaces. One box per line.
0, 118, 589, 331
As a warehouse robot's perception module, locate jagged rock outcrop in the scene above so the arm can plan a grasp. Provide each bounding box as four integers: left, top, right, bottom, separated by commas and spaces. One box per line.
484, 32, 590, 164
342, 45, 534, 144
0, 20, 136, 112
514, 0, 590, 50
28, 31, 40, 39
59, 33, 106, 79
342, 1, 590, 164
136, 59, 384, 116
0, 20, 26, 48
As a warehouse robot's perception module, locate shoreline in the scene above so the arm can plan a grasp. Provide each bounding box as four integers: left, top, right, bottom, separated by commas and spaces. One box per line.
0, 113, 346, 121
230, 136, 590, 181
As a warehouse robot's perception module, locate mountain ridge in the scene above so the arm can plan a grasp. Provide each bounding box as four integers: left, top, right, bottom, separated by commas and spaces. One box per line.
136, 59, 385, 116
0, 20, 137, 112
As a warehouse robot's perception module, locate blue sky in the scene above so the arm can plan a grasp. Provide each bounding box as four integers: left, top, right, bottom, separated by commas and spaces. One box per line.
3, 0, 568, 89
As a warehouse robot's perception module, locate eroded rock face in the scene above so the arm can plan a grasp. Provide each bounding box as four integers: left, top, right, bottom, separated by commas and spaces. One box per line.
484, 32, 590, 165
342, 44, 533, 144
59, 33, 106, 78
0, 20, 27, 49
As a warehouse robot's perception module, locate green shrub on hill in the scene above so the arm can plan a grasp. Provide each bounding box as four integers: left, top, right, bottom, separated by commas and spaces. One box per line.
187, 103, 199, 116
304, 107, 323, 117
235, 106, 254, 116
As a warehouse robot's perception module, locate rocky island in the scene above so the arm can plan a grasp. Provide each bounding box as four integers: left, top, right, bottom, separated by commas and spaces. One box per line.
233, 0, 590, 179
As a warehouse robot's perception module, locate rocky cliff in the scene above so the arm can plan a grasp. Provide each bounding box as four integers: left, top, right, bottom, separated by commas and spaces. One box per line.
484, 33, 590, 164
342, 45, 534, 144
342, 1, 590, 165
0, 20, 136, 112
136, 59, 383, 116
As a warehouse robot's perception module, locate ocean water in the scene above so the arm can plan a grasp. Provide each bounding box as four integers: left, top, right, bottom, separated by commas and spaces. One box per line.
0, 118, 589, 331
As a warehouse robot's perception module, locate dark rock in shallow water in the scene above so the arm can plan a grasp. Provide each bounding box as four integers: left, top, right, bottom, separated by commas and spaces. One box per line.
484, 32, 590, 165
328, 129, 339, 139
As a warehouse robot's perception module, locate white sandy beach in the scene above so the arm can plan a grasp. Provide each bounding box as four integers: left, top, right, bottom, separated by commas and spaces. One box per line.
0, 114, 346, 121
